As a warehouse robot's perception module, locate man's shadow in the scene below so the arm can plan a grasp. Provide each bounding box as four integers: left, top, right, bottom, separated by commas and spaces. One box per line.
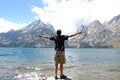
56, 77, 72, 80
64, 77, 72, 80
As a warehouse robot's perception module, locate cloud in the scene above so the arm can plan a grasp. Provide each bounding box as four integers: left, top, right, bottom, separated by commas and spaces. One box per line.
31, 0, 120, 34
88, 0, 120, 22
0, 18, 27, 33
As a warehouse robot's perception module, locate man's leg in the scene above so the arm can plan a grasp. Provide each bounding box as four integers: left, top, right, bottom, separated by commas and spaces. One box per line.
60, 63, 63, 76
59, 52, 67, 79
55, 63, 58, 77
60, 63, 66, 79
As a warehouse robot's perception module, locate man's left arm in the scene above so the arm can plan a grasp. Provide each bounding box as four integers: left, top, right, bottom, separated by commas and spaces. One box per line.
68, 31, 82, 38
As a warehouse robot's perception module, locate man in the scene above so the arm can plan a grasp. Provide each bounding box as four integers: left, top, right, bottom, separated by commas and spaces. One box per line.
38, 29, 82, 79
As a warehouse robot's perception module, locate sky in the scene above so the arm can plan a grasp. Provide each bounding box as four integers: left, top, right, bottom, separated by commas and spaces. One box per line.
0, 0, 120, 33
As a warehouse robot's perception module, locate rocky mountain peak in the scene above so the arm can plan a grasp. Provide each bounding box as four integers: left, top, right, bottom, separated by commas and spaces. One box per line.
104, 14, 120, 25
88, 20, 102, 28
0, 15, 120, 48
111, 14, 120, 22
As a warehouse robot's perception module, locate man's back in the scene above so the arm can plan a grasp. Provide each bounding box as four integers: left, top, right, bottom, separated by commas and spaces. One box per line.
50, 35, 68, 51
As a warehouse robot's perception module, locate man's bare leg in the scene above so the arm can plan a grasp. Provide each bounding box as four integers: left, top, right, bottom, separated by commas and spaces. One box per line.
60, 63, 67, 79
55, 64, 58, 77
60, 63, 63, 76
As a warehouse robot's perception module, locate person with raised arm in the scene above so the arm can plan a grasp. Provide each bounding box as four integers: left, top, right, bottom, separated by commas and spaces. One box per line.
38, 29, 82, 79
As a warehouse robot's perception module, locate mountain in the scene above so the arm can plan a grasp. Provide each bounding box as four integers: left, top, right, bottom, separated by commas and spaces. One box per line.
104, 15, 120, 47
0, 20, 56, 47
0, 15, 120, 48
68, 14, 120, 48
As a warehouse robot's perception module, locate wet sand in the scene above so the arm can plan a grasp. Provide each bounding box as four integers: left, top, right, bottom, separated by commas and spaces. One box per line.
0, 63, 120, 80
40, 63, 120, 80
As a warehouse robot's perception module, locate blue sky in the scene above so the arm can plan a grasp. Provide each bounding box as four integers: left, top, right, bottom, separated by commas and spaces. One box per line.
0, 0, 43, 23
0, 0, 120, 33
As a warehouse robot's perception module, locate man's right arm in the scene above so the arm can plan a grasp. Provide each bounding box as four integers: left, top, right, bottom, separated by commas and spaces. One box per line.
37, 34, 50, 39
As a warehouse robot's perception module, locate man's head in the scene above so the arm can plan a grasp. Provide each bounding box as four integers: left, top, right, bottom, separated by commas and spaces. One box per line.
56, 29, 61, 36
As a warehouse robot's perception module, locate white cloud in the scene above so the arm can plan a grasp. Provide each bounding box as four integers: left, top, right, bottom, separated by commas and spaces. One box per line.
32, 0, 120, 34
0, 18, 27, 33
89, 0, 120, 22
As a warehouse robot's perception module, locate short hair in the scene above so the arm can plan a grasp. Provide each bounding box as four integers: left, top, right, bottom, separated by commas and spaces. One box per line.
56, 29, 61, 36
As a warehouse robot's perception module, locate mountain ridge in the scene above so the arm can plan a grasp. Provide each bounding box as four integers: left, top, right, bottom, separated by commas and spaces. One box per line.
0, 15, 120, 48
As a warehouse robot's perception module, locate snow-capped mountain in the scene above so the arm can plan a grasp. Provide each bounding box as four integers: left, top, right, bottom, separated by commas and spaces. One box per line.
0, 15, 120, 48
0, 20, 56, 47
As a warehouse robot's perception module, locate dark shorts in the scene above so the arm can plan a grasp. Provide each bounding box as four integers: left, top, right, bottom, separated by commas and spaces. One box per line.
54, 51, 66, 64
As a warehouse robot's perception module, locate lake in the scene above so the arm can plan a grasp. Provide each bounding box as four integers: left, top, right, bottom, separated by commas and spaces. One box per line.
0, 48, 120, 80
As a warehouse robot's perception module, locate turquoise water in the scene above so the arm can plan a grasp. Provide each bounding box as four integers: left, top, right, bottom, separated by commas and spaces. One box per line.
0, 48, 120, 66
0, 48, 120, 80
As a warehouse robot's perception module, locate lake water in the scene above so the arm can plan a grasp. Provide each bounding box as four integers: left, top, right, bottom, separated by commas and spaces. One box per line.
0, 48, 120, 80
